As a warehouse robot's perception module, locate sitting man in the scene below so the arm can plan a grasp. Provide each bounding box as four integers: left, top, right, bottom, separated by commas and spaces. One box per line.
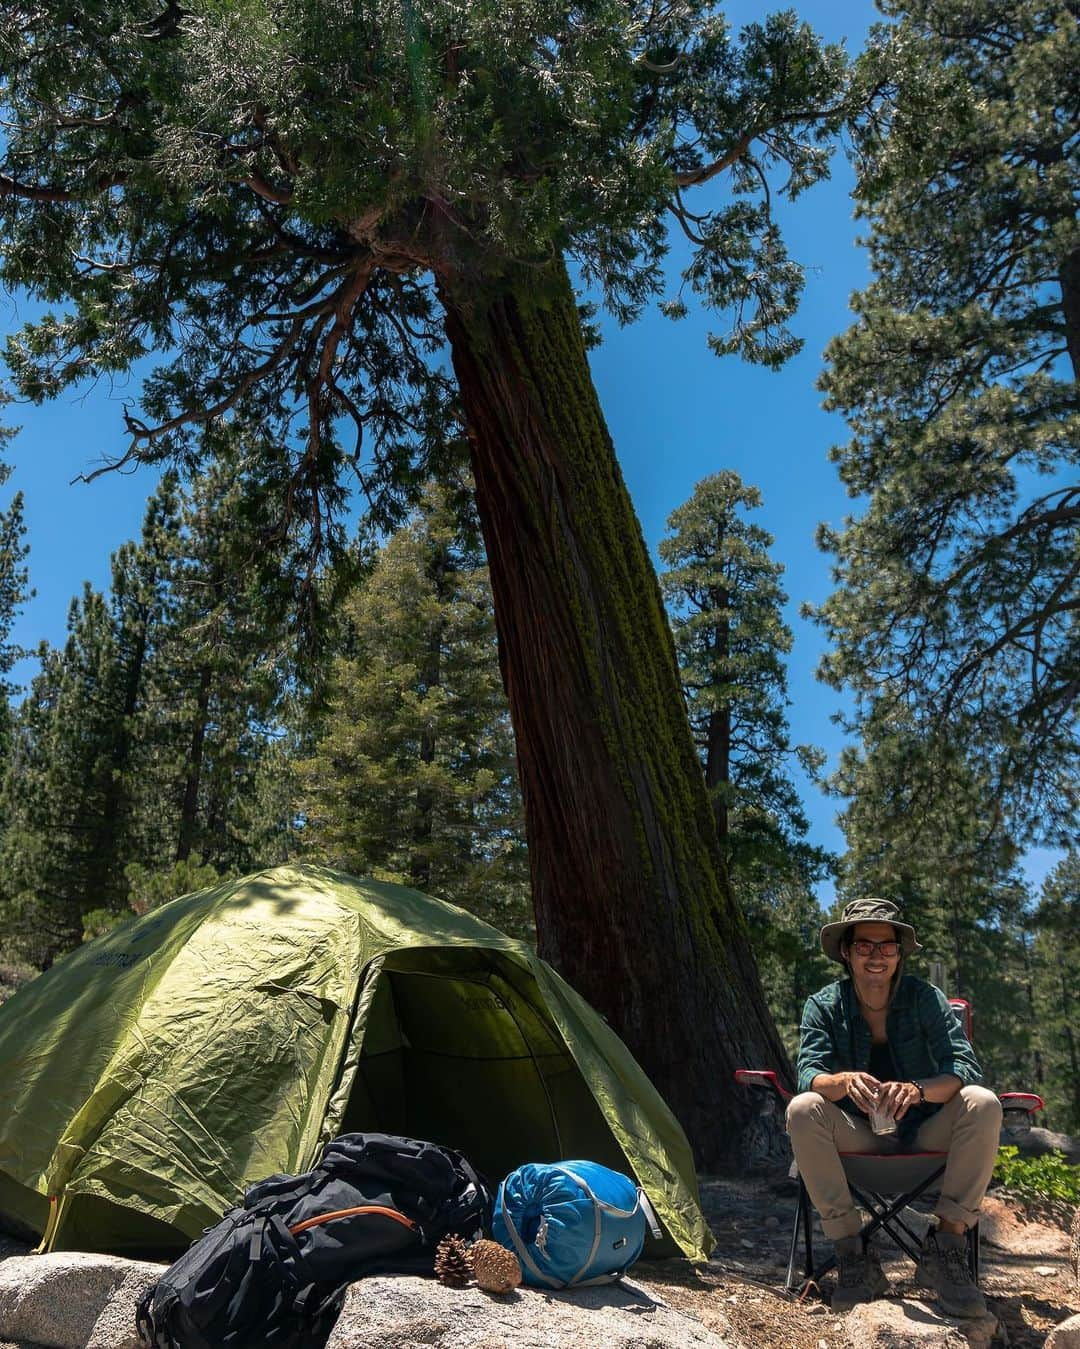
787, 898, 1002, 1316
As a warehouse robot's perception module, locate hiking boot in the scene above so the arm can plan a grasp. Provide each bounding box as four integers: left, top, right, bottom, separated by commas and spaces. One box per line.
914, 1226, 987, 1317
832, 1236, 890, 1311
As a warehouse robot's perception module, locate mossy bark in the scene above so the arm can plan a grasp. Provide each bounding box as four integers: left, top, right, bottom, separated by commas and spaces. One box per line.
440, 259, 791, 1167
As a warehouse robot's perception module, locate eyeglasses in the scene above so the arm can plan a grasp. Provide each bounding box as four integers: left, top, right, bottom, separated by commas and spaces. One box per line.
849, 939, 900, 958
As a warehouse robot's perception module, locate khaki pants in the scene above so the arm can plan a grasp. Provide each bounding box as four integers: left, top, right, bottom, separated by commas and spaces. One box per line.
785, 1086, 1002, 1240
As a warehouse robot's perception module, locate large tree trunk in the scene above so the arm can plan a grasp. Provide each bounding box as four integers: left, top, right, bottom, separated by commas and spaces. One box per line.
440, 259, 790, 1168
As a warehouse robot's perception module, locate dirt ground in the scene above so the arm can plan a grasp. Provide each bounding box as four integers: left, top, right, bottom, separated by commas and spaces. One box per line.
637, 1174, 1080, 1348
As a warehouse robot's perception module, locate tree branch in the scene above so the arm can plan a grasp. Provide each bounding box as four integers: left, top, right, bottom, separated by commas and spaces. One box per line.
0, 170, 125, 203
73, 317, 309, 483
246, 166, 293, 206
674, 132, 754, 188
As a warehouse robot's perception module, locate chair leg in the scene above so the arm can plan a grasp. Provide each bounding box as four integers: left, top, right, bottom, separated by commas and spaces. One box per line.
785, 1189, 803, 1292
786, 1179, 812, 1292
848, 1184, 923, 1263
967, 1221, 980, 1284
801, 1179, 815, 1283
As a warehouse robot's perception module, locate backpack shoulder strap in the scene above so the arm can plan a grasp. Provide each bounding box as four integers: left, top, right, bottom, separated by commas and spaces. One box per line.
288, 1205, 418, 1238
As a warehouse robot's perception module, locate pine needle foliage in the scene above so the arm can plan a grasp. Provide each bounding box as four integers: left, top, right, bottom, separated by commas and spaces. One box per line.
659, 470, 829, 885
298, 481, 531, 938
0, 0, 852, 476
813, 0, 1080, 845
659, 470, 832, 1053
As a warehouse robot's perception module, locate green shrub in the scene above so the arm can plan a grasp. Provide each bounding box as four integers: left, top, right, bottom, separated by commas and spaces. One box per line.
992, 1146, 1080, 1205
124, 859, 224, 916
0, 959, 36, 1005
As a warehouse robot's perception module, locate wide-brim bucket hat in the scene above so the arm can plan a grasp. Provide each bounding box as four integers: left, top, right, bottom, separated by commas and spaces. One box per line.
820, 897, 922, 964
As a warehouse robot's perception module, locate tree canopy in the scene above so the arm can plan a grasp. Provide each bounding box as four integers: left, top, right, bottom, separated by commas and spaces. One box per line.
1, 0, 847, 520
0, 0, 859, 1165
814, 0, 1080, 844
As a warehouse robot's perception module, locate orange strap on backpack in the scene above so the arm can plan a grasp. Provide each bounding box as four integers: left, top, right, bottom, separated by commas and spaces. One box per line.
288, 1205, 418, 1237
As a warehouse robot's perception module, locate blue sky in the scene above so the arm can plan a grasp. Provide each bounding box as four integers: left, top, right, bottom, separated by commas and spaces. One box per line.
0, 0, 1062, 902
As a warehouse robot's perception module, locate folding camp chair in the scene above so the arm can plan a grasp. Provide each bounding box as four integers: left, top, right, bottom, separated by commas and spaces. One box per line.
735, 999, 1044, 1296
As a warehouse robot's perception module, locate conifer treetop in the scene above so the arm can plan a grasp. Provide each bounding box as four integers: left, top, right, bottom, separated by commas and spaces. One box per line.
1, 0, 849, 530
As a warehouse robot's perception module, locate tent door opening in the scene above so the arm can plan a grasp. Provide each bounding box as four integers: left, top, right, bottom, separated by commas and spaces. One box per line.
338, 952, 628, 1183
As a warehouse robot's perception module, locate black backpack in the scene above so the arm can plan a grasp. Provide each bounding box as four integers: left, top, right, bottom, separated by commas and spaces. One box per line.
136, 1133, 492, 1349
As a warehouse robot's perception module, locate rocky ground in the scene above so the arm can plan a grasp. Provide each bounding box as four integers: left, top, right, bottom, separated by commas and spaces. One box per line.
0, 1173, 1075, 1347
638, 1174, 1079, 1348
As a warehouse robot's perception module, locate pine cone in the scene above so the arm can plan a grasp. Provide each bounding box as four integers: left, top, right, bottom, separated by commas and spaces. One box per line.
434, 1234, 474, 1288
469, 1237, 521, 1294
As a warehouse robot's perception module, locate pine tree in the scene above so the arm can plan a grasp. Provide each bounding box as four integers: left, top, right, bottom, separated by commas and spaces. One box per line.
659, 472, 832, 1047
0, 396, 31, 793
814, 0, 1080, 844
0, 642, 63, 959
138, 455, 300, 876
832, 723, 1043, 1095
0, 479, 179, 956
0, 487, 30, 778
93, 490, 179, 894
659, 471, 829, 884
0, 0, 856, 1160
300, 482, 531, 938
0, 459, 304, 957
1031, 854, 1080, 1132
0, 588, 124, 961
121, 444, 309, 901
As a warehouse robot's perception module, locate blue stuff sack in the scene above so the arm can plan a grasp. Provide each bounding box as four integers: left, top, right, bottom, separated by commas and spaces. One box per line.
491, 1161, 661, 1288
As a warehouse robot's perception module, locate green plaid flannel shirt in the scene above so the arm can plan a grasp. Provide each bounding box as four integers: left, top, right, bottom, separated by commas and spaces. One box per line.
796, 975, 984, 1142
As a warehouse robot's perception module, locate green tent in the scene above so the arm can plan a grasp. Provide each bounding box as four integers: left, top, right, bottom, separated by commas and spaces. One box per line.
0, 864, 712, 1261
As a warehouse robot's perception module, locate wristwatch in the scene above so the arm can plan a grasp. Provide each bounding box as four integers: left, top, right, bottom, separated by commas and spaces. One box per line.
911, 1080, 926, 1103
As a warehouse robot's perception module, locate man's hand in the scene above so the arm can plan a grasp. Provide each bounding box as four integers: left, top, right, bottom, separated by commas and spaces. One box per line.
841, 1071, 882, 1115
809, 1069, 882, 1111
875, 1080, 922, 1120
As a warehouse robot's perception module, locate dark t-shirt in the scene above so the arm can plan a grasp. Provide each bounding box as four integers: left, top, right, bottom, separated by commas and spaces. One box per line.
868, 1040, 896, 1083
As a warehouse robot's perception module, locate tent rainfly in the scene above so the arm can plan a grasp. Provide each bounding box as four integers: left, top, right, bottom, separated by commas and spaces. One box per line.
0, 864, 713, 1260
